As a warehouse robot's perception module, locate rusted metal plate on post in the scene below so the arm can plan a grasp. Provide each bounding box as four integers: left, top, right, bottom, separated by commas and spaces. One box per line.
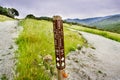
53, 16, 65, 70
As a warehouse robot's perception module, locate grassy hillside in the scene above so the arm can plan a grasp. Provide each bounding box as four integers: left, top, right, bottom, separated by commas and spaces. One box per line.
15, 19, 86, 80
0, 15, 13, 21
68, 25, 120, 42
66, 14, 120, 34
89, 14, 120, 33
90, 19, 120, 33
103, 22, 120, 33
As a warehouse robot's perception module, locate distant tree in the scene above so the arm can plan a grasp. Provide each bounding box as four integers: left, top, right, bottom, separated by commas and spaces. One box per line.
8, 8, 19, 18
25, 14, 36, 19
0, 6, 19, 18
0, 6, 7, 16
10, 8, 19, 16
25, 14, 53, 22
0, 6, 3, 14
37, 16, 53, 21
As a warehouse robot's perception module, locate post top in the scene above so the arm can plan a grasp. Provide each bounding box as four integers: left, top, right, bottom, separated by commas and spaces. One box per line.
53, 16, 62, 20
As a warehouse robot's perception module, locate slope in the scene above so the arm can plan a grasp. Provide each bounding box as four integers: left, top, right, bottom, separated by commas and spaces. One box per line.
90, 14, 120, 33
0, 15, 13, 22
65, 14, 120, 33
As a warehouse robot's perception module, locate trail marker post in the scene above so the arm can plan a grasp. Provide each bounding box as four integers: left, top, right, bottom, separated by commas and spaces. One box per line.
53, 16, 65, 80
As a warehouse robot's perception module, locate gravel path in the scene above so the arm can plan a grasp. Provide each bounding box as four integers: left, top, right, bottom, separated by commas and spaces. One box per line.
66, 30, 120, 80
0, 21, 22, 80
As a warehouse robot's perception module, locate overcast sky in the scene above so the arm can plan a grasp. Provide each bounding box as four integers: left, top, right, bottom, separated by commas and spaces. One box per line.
0, 0, 120, 19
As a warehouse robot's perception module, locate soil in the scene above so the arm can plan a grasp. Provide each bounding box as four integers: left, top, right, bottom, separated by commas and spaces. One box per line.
66, 30, 120, 80
0, 21, 22, 80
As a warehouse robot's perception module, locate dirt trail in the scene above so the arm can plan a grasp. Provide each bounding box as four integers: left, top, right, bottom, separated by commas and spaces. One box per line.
0, 21, 22, 80
66, 30, 120, 80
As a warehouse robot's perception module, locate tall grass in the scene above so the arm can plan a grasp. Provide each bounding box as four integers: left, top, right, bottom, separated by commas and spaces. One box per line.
69, 25, 120, 42
0, 15, 13, 21
15, 19, 86, 80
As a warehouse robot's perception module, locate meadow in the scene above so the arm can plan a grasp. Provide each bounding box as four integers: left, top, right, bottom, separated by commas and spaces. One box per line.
15, 19, 86, 80
68, 25, 120, 42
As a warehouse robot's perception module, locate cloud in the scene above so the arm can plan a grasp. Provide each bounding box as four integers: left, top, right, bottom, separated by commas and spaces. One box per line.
0, 0, 120, 19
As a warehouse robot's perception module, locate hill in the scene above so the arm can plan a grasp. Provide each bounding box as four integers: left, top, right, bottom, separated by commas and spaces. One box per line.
65, 14, 120, 33
66, 17, 103, 25
90, 14, 120, 33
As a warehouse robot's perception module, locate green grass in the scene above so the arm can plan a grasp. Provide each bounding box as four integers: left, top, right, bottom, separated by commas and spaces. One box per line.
68, 25, 120, 42
15, 19, 86, 80
103, 23, 120, 34
0, 15, 13, 21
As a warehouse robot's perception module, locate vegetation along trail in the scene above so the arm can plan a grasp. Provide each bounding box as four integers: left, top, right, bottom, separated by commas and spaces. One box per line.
0, 20, 22, 80
0, 19, 120, 80
66, 29, 120, 80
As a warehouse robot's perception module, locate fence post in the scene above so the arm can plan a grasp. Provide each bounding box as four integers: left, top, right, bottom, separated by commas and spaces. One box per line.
53, 16, 65, 80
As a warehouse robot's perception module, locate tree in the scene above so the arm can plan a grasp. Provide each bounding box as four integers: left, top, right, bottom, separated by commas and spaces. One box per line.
0, 7, 8, 16
0, 6, 3, 14
10, 8, 19, 16
25, 14, 36, 19
0, 6, 19, 18
8, 8, 19, 18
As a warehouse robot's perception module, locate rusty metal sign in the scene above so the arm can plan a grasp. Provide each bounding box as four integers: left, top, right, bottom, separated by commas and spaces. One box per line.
53, 16, 65, 70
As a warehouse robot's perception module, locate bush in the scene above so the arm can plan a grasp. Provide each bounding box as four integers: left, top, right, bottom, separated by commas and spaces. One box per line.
25, 14, 36, 19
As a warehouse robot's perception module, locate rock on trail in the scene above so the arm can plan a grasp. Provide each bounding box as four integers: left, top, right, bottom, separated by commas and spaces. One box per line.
0, 21, 22, 80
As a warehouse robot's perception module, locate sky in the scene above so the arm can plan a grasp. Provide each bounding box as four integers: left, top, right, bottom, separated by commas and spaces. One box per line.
0, 0, 120, 19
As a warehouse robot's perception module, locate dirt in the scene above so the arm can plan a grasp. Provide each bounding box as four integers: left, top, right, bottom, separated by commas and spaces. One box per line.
66, 30, 120, 80
0, 21, 22, 80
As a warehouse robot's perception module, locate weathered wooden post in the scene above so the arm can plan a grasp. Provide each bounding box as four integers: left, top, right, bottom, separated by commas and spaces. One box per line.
53, 16, 65, 80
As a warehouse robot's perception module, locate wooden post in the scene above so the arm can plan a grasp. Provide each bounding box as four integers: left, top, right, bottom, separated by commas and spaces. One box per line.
53, 16, 65, 80
58, 70, 63, 80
